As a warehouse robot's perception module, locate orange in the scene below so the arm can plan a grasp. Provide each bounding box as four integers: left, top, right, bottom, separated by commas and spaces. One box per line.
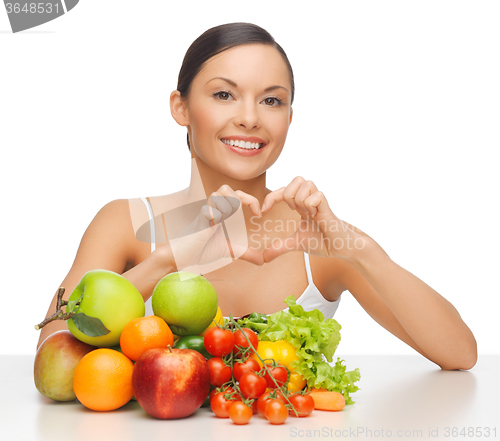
73, 348, 134, 411
119, 315, 174, 361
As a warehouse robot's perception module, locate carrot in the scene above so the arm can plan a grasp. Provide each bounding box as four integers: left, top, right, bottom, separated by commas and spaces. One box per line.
308, 389, 346, 411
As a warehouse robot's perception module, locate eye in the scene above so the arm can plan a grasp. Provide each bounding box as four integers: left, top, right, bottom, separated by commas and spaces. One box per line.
213, 91, 233, 101
262, 97, 282, 106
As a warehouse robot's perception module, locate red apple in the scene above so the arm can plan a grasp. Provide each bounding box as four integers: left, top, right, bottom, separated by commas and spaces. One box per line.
132, 347, 210, 419
34, 330, 96, 401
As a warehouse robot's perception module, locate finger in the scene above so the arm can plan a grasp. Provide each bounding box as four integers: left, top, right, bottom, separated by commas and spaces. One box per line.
217, 185, 262, 218
208, 193, 234, 221
261, 187, 285, 213
262, 233, 301, 263
199, 204, 222, 228
281, 177, 307, 212
295, 181, 318, 215
304, 191, 331, 218
234, 190, 262, 218
262, 176, 307, 213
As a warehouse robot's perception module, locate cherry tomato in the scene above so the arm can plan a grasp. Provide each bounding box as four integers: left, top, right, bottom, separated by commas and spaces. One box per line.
265, 399, 288, 424
228, 400, 253, 425
288, 393, 315, 417
207, 357, 232, 387
211, 392, 233, 418
287, 371, 307, 393
233, 357, 260, 381
257, 389, 286, 417
250, 398, 259, 414
238, 371, 267, 399
204, 327, 235, 357
210, 386, 240, 403
233, 328, 259, 356
263, 365, 288, 389
209, 387, 218, 402
210, 388, 242, 418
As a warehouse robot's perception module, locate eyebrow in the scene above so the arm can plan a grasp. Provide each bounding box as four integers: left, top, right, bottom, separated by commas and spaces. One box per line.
206, 77, 290, 95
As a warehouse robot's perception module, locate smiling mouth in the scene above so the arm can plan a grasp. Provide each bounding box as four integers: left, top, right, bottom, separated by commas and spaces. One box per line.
221, 139, 265, 150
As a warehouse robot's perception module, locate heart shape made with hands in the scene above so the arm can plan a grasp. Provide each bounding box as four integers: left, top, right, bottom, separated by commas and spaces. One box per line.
135, 181, 359, 278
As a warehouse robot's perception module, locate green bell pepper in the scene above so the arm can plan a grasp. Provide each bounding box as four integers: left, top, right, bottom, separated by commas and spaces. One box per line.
173, 335, 213, 360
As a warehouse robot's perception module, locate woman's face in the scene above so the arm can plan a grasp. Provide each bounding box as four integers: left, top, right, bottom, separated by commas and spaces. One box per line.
180, 44, 293, 180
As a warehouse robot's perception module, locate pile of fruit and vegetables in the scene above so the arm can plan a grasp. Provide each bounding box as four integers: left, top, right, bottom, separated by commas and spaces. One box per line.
34, 270, 360, 425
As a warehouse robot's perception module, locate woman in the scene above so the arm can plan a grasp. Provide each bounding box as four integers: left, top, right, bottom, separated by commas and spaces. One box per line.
36, 23, 477, 370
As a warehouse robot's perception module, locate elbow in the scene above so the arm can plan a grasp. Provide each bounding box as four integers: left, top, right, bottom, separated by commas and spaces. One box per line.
439, 340, 478, 371
460, 348, 478, 371
440, 355, 477, 371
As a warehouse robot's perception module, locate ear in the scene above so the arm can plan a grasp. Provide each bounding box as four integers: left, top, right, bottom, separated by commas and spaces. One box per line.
170, 90, 189, 126
289, 107, 293, 125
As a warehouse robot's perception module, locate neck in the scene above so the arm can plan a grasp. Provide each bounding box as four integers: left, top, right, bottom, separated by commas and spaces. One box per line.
184, 156, 270, 206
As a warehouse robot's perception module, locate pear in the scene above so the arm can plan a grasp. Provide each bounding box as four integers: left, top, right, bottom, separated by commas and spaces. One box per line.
34, 330, 95, 401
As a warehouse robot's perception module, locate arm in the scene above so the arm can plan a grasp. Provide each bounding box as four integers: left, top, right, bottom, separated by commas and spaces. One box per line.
340, 222, 477, 370
261, 177, 477, 371
36, 199, 175, 351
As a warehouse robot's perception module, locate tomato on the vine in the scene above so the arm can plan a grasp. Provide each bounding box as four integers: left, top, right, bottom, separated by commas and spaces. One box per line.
233, 328, 259, 356
250, 398, 259, 414
207, 357, 232, 387
210, 388, 242, 418
228, 401, 253, 425
204, 327, 235, 357
263, 365, 288, 389
209, 387, 218, 403
232, 357, 260, 381
265, 399, 288, 425
238, 371, 267, 399
288, 393, 314, 417
256, 389, 286, 417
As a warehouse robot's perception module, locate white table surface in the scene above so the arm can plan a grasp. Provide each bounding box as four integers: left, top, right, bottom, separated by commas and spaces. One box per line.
2, 354, 498, 441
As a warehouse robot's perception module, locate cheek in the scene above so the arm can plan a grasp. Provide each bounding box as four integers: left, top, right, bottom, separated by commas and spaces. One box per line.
267, 112, 290, 141
190, 105, 228, 139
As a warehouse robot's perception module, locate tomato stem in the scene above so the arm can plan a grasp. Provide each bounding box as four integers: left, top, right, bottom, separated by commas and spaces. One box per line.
229, 315, 299, 417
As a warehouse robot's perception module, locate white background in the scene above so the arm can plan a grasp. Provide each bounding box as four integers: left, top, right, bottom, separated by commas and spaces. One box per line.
1, 0, 498, 357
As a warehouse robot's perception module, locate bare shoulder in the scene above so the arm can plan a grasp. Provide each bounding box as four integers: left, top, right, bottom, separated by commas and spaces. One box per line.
72, 198, 141, 272
36, 199, 144, 349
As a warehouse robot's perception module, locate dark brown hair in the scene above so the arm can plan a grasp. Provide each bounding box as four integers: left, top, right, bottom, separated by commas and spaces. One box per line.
177, 22, 295, 150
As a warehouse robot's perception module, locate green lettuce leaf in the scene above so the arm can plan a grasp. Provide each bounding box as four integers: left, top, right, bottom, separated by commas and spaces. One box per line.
239, 295, 361, 404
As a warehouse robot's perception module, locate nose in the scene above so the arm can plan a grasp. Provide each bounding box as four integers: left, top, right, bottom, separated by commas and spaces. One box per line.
234, 100, 260, 130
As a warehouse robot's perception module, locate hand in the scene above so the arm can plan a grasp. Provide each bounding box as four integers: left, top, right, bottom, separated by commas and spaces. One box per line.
168, 185, 264, 272
260, 177, 366, 263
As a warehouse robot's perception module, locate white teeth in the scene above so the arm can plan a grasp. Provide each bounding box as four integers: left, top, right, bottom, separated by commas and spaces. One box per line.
221, 139, 262, 150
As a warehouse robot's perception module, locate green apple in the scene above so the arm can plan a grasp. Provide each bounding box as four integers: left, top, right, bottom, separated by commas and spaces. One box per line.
152, 272, 218, 336
66, 269, 145, 347
34, 330, 96, 401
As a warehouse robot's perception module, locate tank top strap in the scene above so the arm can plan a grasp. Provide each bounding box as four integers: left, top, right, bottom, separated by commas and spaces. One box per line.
303, 252, 314, 285
139, 197, 156, 253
